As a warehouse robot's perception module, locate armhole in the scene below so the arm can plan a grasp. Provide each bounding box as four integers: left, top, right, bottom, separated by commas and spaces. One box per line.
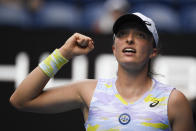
84, 79, 102, 127
88, 79, 102, 106
167, 88, 176, 130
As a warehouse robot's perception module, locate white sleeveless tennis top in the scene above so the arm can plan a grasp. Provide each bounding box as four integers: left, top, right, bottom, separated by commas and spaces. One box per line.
85, 78, 174, 131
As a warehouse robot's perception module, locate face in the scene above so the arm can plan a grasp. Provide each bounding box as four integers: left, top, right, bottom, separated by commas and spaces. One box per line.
112, 25, 157, 69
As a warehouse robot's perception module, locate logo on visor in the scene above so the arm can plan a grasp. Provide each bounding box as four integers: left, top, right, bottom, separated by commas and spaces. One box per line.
144, 21, 152, 26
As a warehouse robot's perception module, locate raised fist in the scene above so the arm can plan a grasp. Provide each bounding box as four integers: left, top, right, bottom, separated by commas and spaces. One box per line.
59, 33, 94, 59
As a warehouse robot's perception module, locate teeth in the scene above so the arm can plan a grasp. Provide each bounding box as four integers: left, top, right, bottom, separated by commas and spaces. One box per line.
125, 49, 134, 52
123, 48, 136, 53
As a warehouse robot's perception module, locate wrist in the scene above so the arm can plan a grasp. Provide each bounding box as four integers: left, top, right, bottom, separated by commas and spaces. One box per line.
59, 47, 73, 60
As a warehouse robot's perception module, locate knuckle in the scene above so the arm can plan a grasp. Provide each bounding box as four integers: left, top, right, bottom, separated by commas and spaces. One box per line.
74, 32, 78, 35
73, 32, 80, 37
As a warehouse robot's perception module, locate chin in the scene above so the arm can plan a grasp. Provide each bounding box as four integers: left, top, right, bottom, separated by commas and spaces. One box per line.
120, 61, 138, 68
122, 58, 137, 64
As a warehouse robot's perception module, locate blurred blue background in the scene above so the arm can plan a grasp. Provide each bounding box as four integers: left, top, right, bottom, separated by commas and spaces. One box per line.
0, 0, 196, 33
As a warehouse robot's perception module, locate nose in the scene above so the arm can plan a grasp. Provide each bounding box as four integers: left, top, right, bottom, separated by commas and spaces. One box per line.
126, 32, 134, 45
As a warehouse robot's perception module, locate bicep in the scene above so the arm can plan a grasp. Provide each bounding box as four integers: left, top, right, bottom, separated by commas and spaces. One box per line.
168, 89, 195, 131
22, 82, 83, 114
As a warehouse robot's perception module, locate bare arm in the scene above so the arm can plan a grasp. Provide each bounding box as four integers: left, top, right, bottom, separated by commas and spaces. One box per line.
10, 33, 94, 113
168, 89, 195, 131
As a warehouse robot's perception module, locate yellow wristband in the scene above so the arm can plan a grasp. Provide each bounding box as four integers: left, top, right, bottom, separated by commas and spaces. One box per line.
39, 49, 69, 77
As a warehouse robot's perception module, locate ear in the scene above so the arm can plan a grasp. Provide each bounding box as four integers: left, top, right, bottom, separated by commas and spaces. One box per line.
149, 48, 158, 59
112, 44, 116, 56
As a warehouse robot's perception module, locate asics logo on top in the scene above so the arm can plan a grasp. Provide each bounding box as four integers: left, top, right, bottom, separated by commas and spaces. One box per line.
144, 94, 166, 108
149, 100, 159, 107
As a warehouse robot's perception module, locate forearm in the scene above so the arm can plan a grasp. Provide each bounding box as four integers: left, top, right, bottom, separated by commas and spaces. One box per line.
10, 66, 50, 109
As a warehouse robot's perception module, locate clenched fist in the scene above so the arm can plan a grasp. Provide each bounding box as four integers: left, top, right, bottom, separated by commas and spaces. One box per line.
59, 33, 94, 59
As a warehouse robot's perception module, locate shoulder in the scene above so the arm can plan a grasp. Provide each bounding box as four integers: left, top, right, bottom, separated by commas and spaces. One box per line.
169, 89, 187, 104
153, 79, 190, 114
168, 89, 195, 130
168, 89, 191, 114
71, 79, 98, 95
74, 79, 98, 87
76, 78, 115, 96
168, 89, 190, 113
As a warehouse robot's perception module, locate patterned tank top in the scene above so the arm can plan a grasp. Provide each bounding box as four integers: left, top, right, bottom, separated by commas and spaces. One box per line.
85, 78, 174, 131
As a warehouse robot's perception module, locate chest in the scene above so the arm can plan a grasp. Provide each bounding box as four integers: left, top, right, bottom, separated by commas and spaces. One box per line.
86, 92, 170, 131
90, 93, 167, 119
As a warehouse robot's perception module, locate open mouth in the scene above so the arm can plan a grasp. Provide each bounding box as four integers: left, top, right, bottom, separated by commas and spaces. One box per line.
123, 48, 136, 53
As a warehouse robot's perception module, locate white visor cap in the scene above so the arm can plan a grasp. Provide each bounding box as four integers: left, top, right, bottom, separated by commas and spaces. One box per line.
113, 12, 159, 46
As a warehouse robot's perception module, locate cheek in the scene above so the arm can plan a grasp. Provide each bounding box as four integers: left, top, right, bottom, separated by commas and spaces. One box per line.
113, 41, 123, 52
138, 45, 152, 58
113, 43, 123, 59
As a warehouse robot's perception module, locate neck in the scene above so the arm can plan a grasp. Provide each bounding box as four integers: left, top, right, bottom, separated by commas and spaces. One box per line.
115, 64, 153, 102
116, 63, 152, 90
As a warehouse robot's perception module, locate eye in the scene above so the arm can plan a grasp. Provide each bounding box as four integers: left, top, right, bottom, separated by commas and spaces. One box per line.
139, 33, 146, 38
116, 30, 129, 38
135, 31, 148, 39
